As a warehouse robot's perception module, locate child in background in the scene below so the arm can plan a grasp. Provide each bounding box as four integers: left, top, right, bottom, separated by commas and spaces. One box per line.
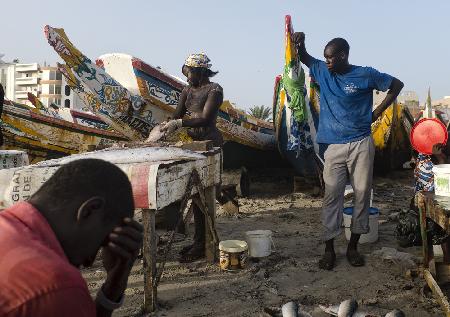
398, 143, 450, 263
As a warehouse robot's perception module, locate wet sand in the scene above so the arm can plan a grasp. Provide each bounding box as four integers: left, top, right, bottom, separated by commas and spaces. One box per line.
82, 169, 443, 316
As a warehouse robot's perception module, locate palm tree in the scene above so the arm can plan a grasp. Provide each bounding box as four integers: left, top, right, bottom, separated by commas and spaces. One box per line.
249, 105, 272, 121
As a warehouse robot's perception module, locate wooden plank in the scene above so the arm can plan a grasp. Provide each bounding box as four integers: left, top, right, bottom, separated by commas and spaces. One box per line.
419, 192, 450, 234
155, 154, 220, 210
424, 269, 450, 317
418, 193, 431, 268
143, 209, 157, 313
181, 140, 213, 152
204, 185, 217, 263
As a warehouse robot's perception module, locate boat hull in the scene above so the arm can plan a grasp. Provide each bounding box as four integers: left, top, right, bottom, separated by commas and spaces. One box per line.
1, 101, 126, 163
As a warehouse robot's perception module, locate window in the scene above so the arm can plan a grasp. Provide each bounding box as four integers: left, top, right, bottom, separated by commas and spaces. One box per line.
65, 99, 70, 108
49, 71, 55, 80
56, 72, 62, 80
50, 98, 61, 106
49, 84, 61, 95
65, 85, 71, 96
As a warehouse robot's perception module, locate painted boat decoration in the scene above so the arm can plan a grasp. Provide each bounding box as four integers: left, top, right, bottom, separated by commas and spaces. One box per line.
1, 99, 126, 163
45, 25, 148, 140
44, 24, 281, 170
272, 15, 321, 178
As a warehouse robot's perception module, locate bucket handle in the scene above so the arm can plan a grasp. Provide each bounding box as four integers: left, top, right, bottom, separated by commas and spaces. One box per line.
270, 236, 276, 251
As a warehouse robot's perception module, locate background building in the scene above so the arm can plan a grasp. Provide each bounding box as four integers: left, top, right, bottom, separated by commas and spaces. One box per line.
0, 55, 84, 110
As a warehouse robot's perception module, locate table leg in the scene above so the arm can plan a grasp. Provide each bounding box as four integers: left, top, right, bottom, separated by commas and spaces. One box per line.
204, 185, 217, 263
418, 194, 431, 268
143, 209, 157, 313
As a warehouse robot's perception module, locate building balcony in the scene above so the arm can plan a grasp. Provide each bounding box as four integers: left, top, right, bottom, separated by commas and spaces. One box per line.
15, 91, 29, 99
16, 77, 39, 86
15, 63, 39, 72
40, 80, 62, 85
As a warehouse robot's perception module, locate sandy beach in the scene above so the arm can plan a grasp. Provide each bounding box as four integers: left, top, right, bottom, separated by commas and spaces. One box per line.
81, 168, 443, 317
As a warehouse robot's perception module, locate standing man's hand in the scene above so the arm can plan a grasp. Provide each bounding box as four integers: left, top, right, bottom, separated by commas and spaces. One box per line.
99, 218, 143, 304
291, 32, 313, 68
292, 32, 306, 46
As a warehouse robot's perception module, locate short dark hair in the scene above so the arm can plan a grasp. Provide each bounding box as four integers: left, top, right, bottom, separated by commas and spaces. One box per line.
326, 38, 350, 55
32, 159, 134, 220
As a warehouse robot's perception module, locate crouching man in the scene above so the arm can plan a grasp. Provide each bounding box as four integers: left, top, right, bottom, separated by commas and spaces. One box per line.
0, 159, 143, 317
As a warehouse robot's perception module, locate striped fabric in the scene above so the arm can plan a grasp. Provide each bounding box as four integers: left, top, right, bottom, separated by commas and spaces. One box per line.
414, 153, 434, 192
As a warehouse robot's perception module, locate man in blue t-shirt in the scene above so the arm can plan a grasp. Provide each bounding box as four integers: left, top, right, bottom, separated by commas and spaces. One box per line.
293, 32, 404, 270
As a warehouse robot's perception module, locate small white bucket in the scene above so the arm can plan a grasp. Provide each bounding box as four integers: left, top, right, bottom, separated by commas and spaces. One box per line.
343, 207, 379, 244
433, 164, 450, 197
245, 230, 274, 257
219, 240, 248, 271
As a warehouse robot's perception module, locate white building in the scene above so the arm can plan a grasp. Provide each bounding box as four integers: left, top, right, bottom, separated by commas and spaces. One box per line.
61, 75, 86, 111
0, 56, 84, 110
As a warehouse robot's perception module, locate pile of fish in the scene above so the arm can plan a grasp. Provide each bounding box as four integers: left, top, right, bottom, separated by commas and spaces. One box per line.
279, 299, 405, 317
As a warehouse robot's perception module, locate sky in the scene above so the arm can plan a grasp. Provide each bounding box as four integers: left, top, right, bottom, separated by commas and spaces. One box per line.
1, 0, 449, 110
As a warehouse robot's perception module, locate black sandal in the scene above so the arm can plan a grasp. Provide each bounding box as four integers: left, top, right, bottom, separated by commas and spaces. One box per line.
346, 249, 365, 267
319, 252, 336, 270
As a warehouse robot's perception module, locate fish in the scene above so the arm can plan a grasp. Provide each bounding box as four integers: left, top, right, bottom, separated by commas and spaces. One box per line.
320, 299, 361, 317
385, 309, 405, 317
338, 299, 358, 317
145, 124, 165, 142
281, 301, 298, 317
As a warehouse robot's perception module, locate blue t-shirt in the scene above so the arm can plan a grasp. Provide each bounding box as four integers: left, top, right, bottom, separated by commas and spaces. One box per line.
309, 58, 393, 144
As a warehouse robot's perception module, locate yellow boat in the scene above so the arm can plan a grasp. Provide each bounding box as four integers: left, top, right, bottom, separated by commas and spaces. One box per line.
1, 99, 127, 163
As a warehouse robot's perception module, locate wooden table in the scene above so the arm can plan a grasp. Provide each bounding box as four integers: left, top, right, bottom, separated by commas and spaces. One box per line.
417, 192, 450, 316
139, 148, 221, 313
0, 146, 222, 314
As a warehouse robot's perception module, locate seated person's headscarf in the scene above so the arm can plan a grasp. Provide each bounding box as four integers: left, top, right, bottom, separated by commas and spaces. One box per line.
184, 53, 212, 69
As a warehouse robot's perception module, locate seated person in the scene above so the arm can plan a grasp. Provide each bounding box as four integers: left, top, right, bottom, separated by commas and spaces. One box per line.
0, 159, 143, 317
397, 143, 450, 263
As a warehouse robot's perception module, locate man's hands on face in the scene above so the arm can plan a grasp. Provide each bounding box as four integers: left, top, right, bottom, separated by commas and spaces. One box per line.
102, 218, 143, 302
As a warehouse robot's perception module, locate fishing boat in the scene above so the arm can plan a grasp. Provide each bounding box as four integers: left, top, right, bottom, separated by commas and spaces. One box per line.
1, 98, 126, 163
99, 53, 282, 169
274, 15, 412, 177
272, 15, 321, 179
44, 25, 282, 172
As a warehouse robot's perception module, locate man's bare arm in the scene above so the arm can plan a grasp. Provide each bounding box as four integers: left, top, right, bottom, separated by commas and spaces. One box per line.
372, 78, 404, 122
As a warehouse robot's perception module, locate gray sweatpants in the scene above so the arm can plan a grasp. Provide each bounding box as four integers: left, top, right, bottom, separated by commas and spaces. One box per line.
322, 135, 375, 241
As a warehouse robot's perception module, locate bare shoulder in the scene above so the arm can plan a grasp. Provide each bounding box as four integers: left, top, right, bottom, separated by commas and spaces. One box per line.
208, 82, 223, 94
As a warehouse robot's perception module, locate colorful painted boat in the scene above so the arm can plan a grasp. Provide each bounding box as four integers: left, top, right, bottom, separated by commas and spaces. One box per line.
97, 53, 280, 168
272, 15, 321, 178
44, 25, 282, 169
1, 99, 126, 163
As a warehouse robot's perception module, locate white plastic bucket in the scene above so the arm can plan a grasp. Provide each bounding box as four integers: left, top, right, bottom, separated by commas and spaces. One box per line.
245, 230, 274, 257
433, 164, 450, 197
343, 207, 379, 244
